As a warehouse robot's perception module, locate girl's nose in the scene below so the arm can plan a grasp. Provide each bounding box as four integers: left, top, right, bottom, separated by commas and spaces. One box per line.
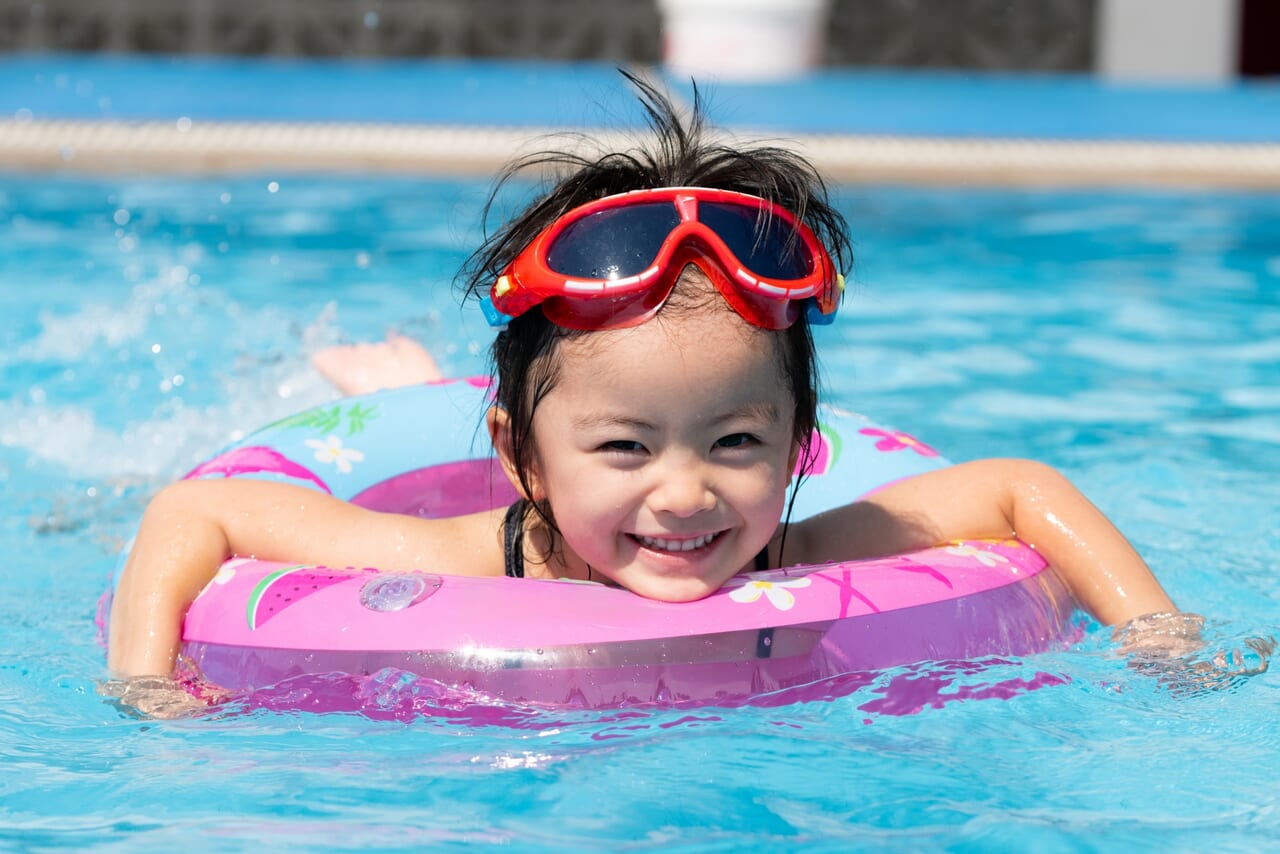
649, 464, 716, 518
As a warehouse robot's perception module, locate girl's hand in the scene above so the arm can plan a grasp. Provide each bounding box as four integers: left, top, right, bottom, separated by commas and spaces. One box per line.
311, 333, 443, 395
98, 676, 215, 719
1114, 611, 1206, 658
1117, 612, 1273, 694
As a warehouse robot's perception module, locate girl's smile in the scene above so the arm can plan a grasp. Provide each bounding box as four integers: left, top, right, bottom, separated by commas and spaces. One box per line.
516, 295, 800, 601
630, 531, 724, 552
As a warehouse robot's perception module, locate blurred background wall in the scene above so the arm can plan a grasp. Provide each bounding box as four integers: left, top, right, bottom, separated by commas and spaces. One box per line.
0, 0, 1272, 79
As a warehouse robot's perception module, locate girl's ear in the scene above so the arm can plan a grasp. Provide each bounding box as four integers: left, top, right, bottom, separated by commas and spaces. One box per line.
486, 406, 536, 499
787, 438, 802, 482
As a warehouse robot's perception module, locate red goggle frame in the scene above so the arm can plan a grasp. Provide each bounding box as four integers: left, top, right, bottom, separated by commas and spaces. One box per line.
481, 187, 842, 330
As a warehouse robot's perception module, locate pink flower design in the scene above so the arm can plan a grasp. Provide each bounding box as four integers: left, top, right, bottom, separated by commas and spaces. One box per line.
859, 428, 939, 457
184, 445, 332, 493
795, 427, 833, 476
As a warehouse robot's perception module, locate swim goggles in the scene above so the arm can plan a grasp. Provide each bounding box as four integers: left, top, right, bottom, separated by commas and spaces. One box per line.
480, 187, 843, 330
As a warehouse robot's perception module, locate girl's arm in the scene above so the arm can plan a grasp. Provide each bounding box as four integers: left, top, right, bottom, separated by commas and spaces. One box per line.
790, 458, 1174, 625
107, 478, 503, 678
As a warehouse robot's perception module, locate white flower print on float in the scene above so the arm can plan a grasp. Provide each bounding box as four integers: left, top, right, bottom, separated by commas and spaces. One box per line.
944, 542, 1009, 567
726, 576, 812, 611
304, 435, 365, 474
194, 558, 249, 601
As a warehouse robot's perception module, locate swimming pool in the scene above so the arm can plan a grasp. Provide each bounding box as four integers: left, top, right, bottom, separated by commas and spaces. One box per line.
2, 173, 1277, 849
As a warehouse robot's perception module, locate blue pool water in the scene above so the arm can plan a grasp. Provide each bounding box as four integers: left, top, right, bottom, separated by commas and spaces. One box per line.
6, 55, 1280, 142
1, 174, 1278, 849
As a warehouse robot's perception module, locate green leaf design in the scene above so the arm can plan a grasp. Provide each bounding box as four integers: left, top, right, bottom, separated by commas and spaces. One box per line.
346, 403, 379, 434
266, 403, 379, 436
817, 421, 842, 467
269, 406, 341, 434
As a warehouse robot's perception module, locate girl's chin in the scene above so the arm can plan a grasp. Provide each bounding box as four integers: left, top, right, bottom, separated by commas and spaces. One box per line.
627, 580, 720, 603
611, 564, 742, 602
611, 539, 735, 596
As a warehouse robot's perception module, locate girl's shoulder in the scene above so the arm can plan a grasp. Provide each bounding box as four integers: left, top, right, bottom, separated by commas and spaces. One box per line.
372, 501, 515, 579
426, 506, 510, 578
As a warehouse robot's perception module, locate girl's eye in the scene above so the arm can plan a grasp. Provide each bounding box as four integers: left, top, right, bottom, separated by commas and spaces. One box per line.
715, 433, 756, 449
601, 440, 645, 453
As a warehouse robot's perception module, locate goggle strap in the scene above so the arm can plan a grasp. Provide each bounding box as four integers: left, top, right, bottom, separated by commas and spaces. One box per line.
807, 271, 846, 325
480, 296, 512, 329
806, 298, 836, 326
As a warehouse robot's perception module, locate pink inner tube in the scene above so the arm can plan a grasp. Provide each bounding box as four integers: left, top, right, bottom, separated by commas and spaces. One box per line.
108, 380, 1078, 712
182, 546, 1072, 710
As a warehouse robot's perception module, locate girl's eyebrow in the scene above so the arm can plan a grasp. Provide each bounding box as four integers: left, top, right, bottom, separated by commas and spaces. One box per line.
721, 401, 782, 424
572, 413, 657, 432
571, 402, 780, 432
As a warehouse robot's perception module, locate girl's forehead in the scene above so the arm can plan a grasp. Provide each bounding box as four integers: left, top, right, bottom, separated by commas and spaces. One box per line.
547, 312, 793, 415
560, 308, 767, 369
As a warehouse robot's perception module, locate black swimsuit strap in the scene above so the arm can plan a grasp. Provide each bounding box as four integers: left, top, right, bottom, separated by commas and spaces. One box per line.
752, 545, 774, 658
503, 499, 527, 578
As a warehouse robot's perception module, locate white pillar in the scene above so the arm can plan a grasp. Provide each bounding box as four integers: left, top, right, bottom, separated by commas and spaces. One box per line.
1097, 0, 1241, 83
657, 0, 830, 81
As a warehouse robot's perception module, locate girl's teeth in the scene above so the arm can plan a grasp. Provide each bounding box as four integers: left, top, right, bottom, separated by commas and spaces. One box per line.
638, 532, 717, 552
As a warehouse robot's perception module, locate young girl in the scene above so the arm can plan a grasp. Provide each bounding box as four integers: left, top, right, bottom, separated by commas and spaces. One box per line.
108, 77, 1186, 692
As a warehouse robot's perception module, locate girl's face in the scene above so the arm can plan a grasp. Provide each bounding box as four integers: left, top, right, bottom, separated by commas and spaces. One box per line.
518, 304, 800, 602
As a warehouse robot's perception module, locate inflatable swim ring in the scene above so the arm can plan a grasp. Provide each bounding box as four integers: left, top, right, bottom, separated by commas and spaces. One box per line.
105, 379, 1076, 711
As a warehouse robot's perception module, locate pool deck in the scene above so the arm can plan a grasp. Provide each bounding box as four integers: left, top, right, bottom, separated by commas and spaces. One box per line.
2, 55, 1279, 187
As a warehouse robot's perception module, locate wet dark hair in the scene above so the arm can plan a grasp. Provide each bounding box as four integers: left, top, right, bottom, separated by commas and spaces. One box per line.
458, 71, 853, 559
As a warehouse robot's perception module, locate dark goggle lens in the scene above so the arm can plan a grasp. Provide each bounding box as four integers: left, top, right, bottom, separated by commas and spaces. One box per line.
545, 203, 681, 279
698, 202, 813, 280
